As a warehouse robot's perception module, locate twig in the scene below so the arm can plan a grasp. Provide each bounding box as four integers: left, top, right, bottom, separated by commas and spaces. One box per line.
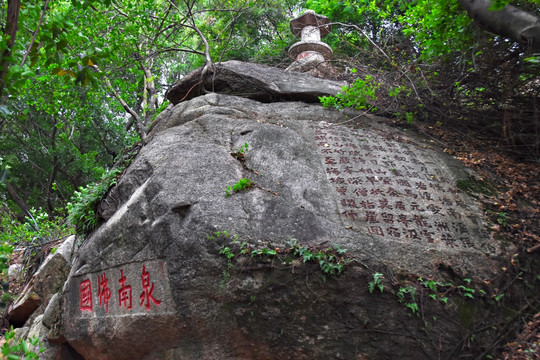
337, 108, 372, 125
328, 22, 392, 62
328, 21, 423, 101
526, 242, 540, 253
92, 65, 146, 141
20, 0, 51, 68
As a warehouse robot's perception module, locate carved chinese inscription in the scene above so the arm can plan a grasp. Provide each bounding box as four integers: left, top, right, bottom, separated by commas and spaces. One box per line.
74, 260, 171, 317
314, 122, 491, 251
97, 273, 111, 313
79, 279, 92, 312
118, 270, 133, 311
139, 265, 162, 310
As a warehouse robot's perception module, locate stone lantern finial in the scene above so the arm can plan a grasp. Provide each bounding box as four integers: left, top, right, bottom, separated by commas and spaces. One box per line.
286, 10, 333, 72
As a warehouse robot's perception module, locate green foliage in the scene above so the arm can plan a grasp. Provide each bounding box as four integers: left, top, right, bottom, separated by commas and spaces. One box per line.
1, 292, 16, 305
418, 277, 449, 304
496, 212, 508, 227
225, 178, 254, 197
0, 208, 68, 246
151, 101, 170, 123
417, 276, 488, 304
458, 278, 477, 299
524, 53, 540, 64
397, 276, 488, 314
66, 168, 121, 235
1, 327, 44, 359
231, 142, 250, 162
252, 247, 278, 256
65, 145, 139, 235
0, 242, 12, 277
225, 142, 254, 196
308, 0, 476, 61
219, 246, 235, 260
212, 230, 240, 288
489, 0, 511, 10
368, 272, 384, 293
0, 207, 70, 276
200, 0, 299, 65
404, 112, 415, 124
1, 70, 136, 214
234, 142, 249, 156
292, 243, 350, 276
399, 0, 475, 60
396, 286, 418, 315
320, 75, 380, 111
215, 235, 352, 278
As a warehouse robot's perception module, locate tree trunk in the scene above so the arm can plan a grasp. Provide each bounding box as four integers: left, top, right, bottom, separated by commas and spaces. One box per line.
142, 64, 158, 128
46, 125, 58, 216
0, 0, 21, 96
459, 0, 540, 50
5, 182, 31, 218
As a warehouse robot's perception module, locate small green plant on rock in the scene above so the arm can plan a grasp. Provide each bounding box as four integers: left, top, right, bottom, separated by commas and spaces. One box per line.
215, 235, 352, 279
251, 247, 277, 256
458, 278, 485, 299
230, 142, 250, 162
225, 178, 254, 197
236, 142, 249, 154
418, 277, 449, 304
211, 231, 240, 288
290, 240, 351, 277
397, 286, 419, 315
495, 212, 508, 227
368, 272, 384, 293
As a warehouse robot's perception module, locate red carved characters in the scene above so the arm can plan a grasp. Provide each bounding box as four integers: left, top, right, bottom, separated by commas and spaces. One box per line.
78, 264, 163, 314
118, 270, 133, 310
80, 279, 93, 312
98, 273, 111, 313
139, 265, 161, 311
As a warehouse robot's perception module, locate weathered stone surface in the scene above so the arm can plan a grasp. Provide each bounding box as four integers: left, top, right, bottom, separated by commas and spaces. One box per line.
60, 80, 514, 360
8, 263, 23, 282
8, 290, 41, 327
33, 235, 76, 302
165, 60, 345, 105
42, 292, 64, 344
55, 235, 77, 264
27, 314, 48, 344
25, 314, 57, 360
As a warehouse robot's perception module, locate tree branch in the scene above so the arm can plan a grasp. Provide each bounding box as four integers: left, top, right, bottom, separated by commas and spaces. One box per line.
169, 0, 213, 81
20, 0, 51, 68
95, 66, 146, 141
459, 0, 540, 50
145, 47, 205, 59
5, 182, 31, 218
329, 22, 422, 100
328, 22, 392, 62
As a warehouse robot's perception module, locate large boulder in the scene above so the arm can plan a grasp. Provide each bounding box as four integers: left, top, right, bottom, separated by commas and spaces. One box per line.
61, 62, 512, 359
165, 60, 345, 105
